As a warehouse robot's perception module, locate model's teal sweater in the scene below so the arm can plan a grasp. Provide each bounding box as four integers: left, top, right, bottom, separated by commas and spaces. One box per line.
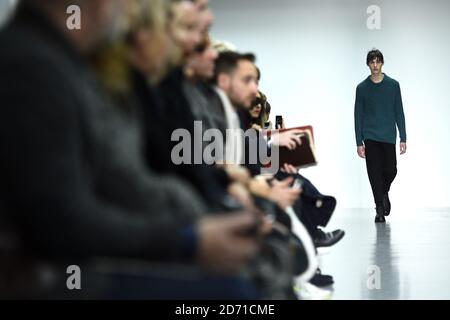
354, 74, 407, 146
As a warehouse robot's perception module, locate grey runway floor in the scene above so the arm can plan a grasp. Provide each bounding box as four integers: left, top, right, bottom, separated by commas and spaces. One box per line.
318, 208, 450, 300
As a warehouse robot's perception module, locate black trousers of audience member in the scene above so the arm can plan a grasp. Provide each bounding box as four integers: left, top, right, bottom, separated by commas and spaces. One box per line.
364, 139, 397, 208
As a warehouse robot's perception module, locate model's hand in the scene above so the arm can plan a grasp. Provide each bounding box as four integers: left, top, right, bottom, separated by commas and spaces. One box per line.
400, 142, 407, 155
357, 146, 365, 158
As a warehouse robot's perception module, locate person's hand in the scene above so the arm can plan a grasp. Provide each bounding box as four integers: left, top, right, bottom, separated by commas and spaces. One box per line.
196, 212, 261, 274
219, 164, 251, 185
248, 176, 272, 198
228, 182, 254, 210
268, 177, 302, 209
400, 142, 407, 155
251, 124, 262, 131
272, 130, 303, 150
259, 215, 274, 235
357, 146, 365, 158
280, 163, 299, 175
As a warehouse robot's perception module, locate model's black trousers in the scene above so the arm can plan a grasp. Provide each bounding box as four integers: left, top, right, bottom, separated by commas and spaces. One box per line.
364, 139, 397, 208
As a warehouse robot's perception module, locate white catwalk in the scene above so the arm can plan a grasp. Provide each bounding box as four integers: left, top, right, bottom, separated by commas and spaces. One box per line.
318, 208, 450, 300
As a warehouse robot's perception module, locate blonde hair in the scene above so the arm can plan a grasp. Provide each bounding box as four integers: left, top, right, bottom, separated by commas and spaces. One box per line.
128, 0, 169, 35
91, 0, 177, 99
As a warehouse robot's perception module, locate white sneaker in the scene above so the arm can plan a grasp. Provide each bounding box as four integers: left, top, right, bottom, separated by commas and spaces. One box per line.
294, 282, 333, 300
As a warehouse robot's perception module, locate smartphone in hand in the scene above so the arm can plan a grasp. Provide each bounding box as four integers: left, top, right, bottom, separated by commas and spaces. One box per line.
275, 115, 283, 129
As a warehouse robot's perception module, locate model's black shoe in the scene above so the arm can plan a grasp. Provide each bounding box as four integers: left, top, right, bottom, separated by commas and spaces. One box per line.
314, 229, 345, 248
375, 207, 386, 223
383, 193, 391, 216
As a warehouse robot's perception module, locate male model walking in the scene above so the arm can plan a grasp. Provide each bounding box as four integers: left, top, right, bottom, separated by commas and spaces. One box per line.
354, 49, 407, 223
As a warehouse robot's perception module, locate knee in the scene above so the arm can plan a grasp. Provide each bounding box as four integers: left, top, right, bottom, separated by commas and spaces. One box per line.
387, 167, 397, 179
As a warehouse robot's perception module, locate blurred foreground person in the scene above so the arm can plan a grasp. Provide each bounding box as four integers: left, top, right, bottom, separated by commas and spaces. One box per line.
0, 0, 262, 299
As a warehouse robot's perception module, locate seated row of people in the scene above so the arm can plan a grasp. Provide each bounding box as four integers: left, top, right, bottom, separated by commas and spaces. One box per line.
0, 0, 344, 299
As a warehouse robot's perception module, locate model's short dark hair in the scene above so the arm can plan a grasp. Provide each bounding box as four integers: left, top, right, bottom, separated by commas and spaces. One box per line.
366, 49, 384, 65
213, 51, 256, 84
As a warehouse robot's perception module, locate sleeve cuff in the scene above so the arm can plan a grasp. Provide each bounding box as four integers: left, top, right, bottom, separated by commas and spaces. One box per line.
179, 225, 198, 261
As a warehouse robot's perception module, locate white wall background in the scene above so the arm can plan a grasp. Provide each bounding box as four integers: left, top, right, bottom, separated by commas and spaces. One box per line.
211, 0, 450, 209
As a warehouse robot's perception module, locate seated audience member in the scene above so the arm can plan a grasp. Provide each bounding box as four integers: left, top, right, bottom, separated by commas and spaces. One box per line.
249, 91, 271, 131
